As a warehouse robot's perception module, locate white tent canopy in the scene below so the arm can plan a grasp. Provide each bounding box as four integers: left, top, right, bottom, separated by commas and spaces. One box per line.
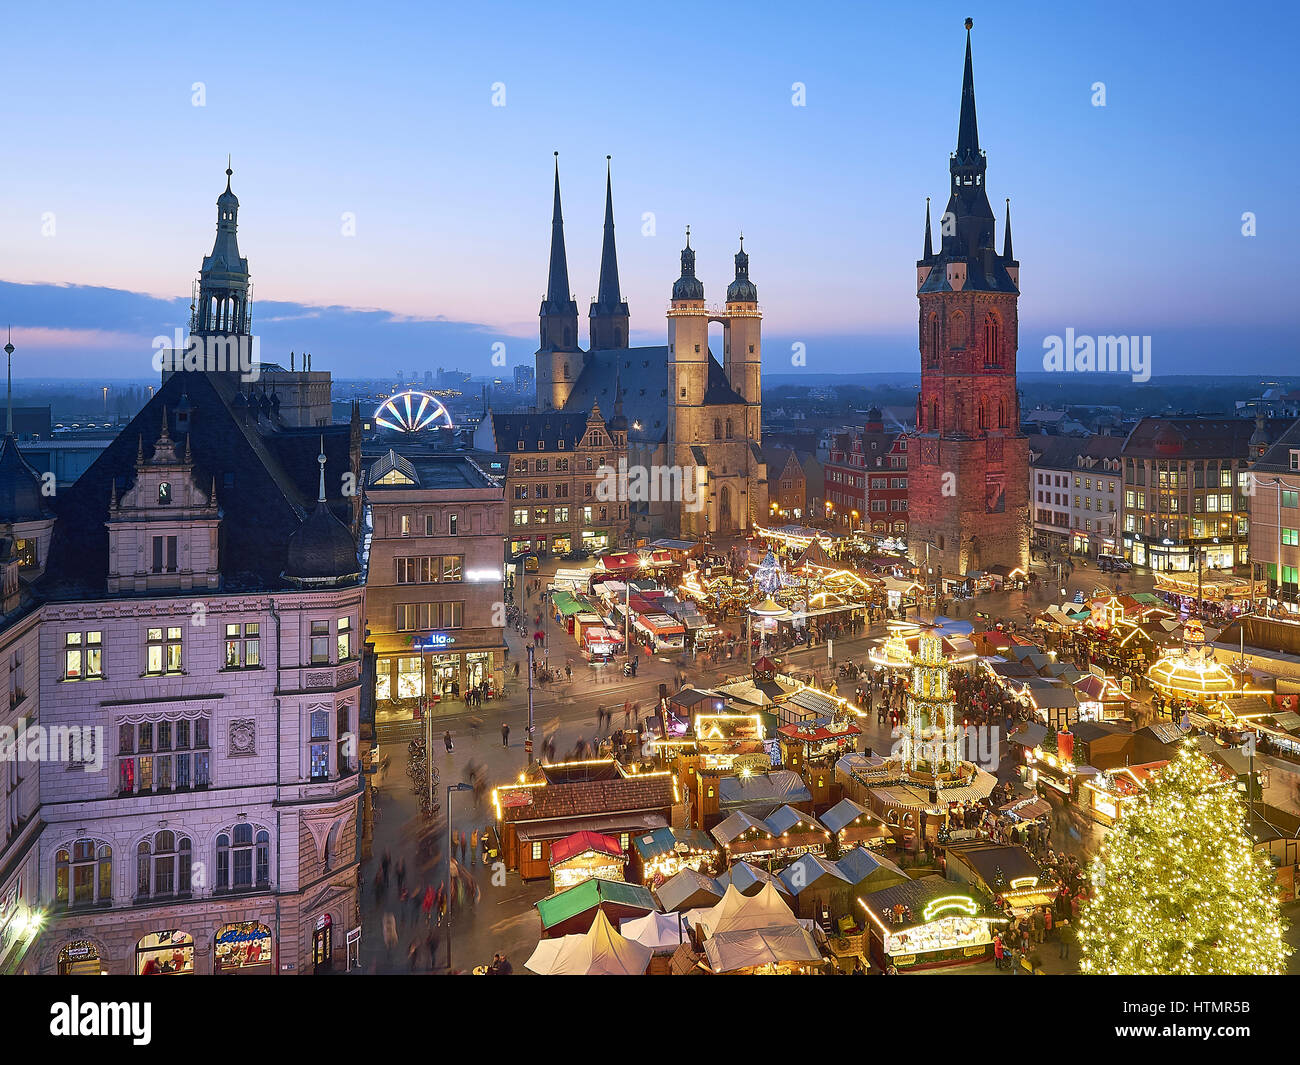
524, 910, 653, 975
619, 911, 688, 952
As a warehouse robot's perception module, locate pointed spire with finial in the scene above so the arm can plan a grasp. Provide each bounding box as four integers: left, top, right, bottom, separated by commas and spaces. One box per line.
184, 434, 192, 464
225, 153, 233, 193
956, 17, 980, 163
1002, 197, 1014, 259
923, 197, 934, 259
545, 152, 573, 308
596, 154, 622, 308
672, 225, 705, 301
317, 436, 328, 504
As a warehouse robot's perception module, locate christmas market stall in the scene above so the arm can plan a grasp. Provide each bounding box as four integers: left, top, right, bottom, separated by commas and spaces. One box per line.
713, 860, 793, 899
820, 797, 896, 851
942, 839, 1056, 914
653, 867, 724, 914
629, 827, 718, 884
860, 877, 998, 971
548, 830, 627, 890
691, 883, 828, 975
534, 877, 658, 939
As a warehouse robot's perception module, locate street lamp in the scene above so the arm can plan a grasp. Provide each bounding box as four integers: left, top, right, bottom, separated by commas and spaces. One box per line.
445, 781, 474, 972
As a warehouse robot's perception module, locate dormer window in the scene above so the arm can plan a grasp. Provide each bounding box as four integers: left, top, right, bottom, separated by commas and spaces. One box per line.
158, 481, 172, 505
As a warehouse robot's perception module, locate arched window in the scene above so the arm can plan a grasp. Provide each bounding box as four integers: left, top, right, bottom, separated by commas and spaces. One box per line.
217, 824, 270, 892
713, 419, 721, 440
137, 831, 192, 899
978, 398, 987, 429
930, 400, 940, 432
57, 840, 112, 908
725, 419, 734, 439
998, 398, 1008, 429
984, 313, 1000, 367
928, 315, 940, 366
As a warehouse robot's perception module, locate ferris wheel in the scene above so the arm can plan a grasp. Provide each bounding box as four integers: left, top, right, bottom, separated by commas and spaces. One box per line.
373, 390, 455, 433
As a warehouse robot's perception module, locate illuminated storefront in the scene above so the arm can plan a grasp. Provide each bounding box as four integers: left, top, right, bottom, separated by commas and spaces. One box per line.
136, 930, 194, 975
214, 922, 273, 974
861, 883, 997, 970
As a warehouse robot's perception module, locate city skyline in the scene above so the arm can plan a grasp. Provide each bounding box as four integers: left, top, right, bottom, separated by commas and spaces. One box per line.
1, 0, 1296, 378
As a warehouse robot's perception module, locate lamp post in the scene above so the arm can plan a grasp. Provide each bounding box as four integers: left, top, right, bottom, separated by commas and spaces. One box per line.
445, 781, 474, 971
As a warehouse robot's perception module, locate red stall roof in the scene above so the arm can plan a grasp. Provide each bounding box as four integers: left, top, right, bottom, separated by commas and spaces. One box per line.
549, 830, 625, 867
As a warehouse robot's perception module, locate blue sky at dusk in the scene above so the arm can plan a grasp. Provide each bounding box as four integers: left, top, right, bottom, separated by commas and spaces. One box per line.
0, 0, 1295, 379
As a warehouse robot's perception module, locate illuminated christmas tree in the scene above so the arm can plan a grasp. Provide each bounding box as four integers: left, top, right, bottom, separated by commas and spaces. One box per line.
752, 550, 786, 596
1078, 742, 1291, 975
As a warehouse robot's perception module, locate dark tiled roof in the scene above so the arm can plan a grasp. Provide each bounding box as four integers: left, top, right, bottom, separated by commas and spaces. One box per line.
562, 345, 748, 446
1252, 415, 1300, 472
0, 434, 51, 523
1122, 416, 1289, 461
501, 773, 676, 824
40, 372, 355, 598
478, 410, 592, 453
1027, 433, 1124, 469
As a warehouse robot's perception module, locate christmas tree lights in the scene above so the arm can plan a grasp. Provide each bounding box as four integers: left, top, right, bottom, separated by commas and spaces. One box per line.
1078, 742, 1291, 975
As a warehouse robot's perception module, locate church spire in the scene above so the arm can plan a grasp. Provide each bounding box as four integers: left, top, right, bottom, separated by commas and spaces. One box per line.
596, 156, 621, 308
589, 155, 630, 351
956, 17, 980, 164
539, 153, 579, 352
545, 152, 573, 309
923, 197, 933, 259
1003, 197, 1014, 259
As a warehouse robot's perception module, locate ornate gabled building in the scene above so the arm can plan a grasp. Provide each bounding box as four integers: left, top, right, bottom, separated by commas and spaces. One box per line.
530, 155, 767, 540
908, 20, 1029, 581
0, 168, 368, 976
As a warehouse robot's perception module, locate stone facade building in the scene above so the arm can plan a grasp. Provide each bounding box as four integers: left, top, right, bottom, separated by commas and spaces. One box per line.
363, 449, 506, 722
907, 22, 1029, 580
473, 405, 626, 557
0, 169, 367, 976
528, 156, 767, 540
1120, 414, 1285, 572
1028, 434, 1124, 557
1248, 417, 1300, 610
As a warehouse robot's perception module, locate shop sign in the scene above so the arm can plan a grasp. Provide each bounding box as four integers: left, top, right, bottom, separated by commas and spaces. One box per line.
412, 633, 457, 650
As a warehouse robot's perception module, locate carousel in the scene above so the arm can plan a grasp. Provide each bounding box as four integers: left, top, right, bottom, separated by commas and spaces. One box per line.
678, 545, 879, 623
1146, 619, 1271, 703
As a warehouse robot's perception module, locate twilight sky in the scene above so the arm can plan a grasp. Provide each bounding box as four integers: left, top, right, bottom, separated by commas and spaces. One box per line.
0, 0, 1295, 380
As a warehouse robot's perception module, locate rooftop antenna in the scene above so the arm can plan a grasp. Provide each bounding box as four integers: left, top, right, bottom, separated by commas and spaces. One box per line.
4, 326, 13, 436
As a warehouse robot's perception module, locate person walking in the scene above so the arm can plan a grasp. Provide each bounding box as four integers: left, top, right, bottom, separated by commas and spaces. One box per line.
501, 722, 510, 747
1058, 918, 1073, 961
470, 827, 479, 867
443, 730, 454, 753
992, 931, 1005, 971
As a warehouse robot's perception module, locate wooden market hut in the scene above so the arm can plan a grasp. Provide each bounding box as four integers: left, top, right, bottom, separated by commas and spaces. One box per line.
654, 867, 724, 913
548, 831, 626, 890
629, 827, 718, 884
535, 877, 658, 939
860, 876, 995, 971
942, 839, 1055, 913
778, 853, 853, 922
820, 797, 895, 851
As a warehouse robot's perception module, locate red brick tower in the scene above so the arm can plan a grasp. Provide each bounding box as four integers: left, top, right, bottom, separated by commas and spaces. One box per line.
908, 19, 1029, 582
